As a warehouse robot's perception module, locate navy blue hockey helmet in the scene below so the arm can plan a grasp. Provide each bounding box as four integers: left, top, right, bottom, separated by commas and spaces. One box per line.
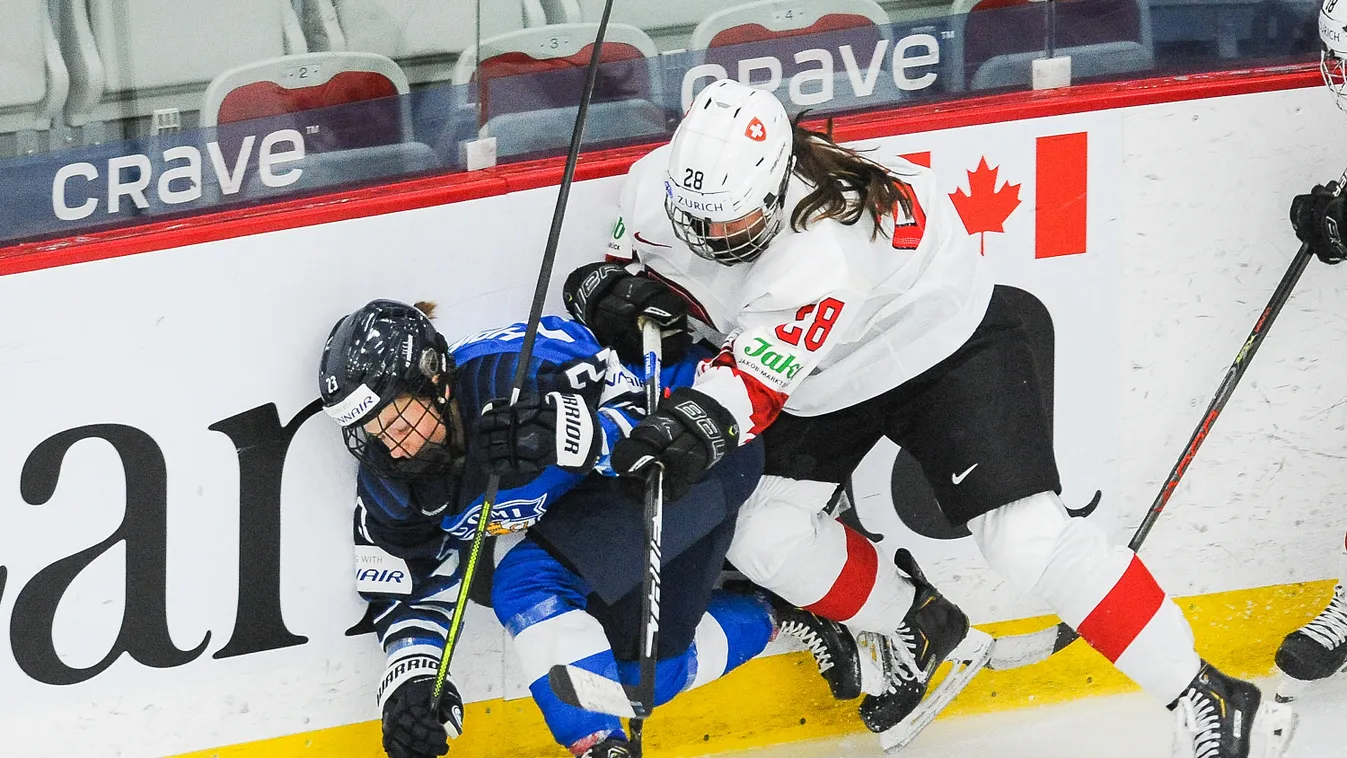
319, 299, 459, 480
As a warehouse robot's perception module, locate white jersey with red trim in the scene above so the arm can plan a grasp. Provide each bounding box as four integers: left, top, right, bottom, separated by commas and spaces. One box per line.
607, 144, 995, 438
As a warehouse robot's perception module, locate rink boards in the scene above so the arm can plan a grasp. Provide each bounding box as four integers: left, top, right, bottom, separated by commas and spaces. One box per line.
0, 72, 1343, 757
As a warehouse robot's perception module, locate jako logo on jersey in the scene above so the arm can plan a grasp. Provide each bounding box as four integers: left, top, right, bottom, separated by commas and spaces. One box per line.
742, 337, 803, 379
745, 117, 767, 142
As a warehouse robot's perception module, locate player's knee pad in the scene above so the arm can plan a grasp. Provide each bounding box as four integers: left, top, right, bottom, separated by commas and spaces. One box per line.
968, 491, 1073, 596
726, 475, 839, 586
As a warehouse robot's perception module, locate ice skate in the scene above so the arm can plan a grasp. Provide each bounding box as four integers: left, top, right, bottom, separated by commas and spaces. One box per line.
1171, 662, 1296, 758
579, 735, 633, 758
858, 549, 994, 753
1274, 582, 1347, 702
769, 594, 883, 700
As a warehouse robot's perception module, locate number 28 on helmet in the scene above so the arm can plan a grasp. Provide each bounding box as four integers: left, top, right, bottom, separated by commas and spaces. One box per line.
664, 79, 794, 266
1321, 0, 1347, 110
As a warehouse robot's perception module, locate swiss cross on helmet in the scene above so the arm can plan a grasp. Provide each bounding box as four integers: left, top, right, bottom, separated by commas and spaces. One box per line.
665, 79, 794, 265
319, 299, 460, 481
1321, 0, 1347, 110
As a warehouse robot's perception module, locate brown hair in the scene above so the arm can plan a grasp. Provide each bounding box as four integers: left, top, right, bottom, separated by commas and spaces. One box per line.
789, 114, 914, 240
414, 301, 438, 320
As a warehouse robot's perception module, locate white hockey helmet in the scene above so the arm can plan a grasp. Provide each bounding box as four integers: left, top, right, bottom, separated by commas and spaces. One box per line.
1321, 0, 1347, 109
664, 79, 794, 265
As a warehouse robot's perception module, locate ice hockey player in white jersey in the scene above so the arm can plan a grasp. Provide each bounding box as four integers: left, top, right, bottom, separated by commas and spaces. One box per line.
1274, 0, 1347, 704
565, 79, 1298, 757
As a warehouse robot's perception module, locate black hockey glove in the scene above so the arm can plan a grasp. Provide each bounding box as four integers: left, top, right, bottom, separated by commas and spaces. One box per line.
378, 653, 463, 758
478, 392, 601, 477
610, 387, 739, 503
563, 261, 691, 364
1290, 182, 1347, 264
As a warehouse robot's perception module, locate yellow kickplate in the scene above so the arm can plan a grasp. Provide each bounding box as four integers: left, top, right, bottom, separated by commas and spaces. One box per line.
171, 580, 1336, 758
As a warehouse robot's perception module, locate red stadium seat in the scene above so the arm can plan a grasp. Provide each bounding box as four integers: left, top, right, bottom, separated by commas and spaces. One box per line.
953, 0, 1154, 90
450, 23, 666, 157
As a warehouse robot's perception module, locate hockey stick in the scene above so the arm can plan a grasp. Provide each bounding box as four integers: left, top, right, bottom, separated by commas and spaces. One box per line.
631, 317, 666, 747
989, 234, 1323, 670
547, 318, 666, 736
429, 0, 619, 712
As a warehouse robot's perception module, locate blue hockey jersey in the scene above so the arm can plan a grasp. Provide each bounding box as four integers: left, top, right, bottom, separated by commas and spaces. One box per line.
351, 316, 705, 656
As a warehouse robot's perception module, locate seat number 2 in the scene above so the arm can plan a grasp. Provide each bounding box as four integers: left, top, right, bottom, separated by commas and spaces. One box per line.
775, 297, 845, 351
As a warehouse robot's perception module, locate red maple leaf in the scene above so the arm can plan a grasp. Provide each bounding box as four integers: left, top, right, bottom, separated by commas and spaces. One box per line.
949, 158, 1022, 256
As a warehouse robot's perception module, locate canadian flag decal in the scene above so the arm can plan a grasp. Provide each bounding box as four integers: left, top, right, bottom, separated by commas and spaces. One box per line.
946, 131, 1089, 258
745, 117, 767, 142
1035, 132, 1088, 259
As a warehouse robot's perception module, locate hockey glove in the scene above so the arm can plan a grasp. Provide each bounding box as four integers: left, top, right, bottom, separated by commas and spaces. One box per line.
378, 652, 464, 758
563, 261, 691, 364
610, 387, 739, 503
478, 392, 601, 476
1290, 182, 1347, 264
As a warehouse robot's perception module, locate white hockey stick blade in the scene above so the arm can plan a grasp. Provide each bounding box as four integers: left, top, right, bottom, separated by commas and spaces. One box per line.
986, 624, 1071, 670
548, 664, 640, 719
1248, 700, 1297, 758
879, 628, 995, 754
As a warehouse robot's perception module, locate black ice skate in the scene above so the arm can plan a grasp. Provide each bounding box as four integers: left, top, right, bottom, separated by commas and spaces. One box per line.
1171, 661, 1296, 758
1274, 582, 1347, 702
769, 594, 872, 700
858, 549, 994, 753
580, 735, 633, 758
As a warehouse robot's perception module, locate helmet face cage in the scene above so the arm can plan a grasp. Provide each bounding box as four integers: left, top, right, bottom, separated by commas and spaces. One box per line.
340, 370, 463, 482
1323, 48, 1347, 111
320, 299, 461, 482
665, 158, 793, 266
1321, 0, 1347, 111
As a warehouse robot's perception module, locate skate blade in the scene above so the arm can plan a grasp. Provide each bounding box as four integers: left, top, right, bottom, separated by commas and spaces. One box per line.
855, 632, 889, 697
1273, 673, 1312, 704
1273, 659, 1347, 703
1250, 700, 1297, 758
879, 629, 995, 754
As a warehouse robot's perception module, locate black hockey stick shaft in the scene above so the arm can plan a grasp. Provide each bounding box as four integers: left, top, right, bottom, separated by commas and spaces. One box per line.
630, 318, 666, 752
430, 0, 619, 712
1036, 242, 1314, 661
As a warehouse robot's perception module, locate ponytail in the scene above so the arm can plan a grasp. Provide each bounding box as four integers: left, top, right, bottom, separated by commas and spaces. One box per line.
789, 114, 913, 239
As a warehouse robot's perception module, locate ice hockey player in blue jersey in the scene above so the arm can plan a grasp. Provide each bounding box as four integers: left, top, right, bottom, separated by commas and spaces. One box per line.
318, 299, 852, 758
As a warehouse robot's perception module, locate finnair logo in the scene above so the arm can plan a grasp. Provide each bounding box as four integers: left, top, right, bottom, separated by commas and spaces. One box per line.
325, 384, 381, 426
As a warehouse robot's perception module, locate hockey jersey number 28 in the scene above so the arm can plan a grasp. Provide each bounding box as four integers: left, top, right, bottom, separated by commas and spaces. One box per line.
608, 144, 995, 438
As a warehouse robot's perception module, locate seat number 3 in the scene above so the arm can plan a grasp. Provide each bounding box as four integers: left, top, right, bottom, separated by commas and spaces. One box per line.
775, 297, 845, 351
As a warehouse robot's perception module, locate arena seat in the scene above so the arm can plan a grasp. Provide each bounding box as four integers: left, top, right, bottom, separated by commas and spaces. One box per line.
58, 0, 304, 142
952, 0, 1154, 90
0, 1, 69, 156
683, 0, 909, 112
201, 51, 438, 199
559, 0, 743, 51
450, 23, 666, 158
313, 0, 543, 86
